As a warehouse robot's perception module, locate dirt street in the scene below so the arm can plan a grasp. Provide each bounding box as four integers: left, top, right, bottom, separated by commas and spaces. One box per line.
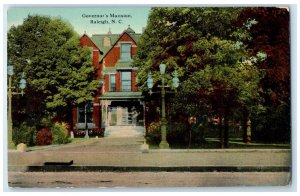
8, 171, 291, 188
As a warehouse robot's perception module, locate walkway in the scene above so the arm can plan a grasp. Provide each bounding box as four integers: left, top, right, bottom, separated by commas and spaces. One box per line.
104, 125, 145, 138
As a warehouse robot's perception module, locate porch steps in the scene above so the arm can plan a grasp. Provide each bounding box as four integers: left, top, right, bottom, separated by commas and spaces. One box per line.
104, 126, 145, 138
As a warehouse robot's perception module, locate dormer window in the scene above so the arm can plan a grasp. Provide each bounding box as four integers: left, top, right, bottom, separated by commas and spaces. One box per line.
103, 36, 111, 47
120, 43, 131, 61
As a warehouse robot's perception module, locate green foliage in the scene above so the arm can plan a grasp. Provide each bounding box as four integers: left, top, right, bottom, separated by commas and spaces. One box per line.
238, 8, 290, 143
36, 127, 52, 145
135, 7, 263, 120
133, 7, 244, 91
8, 15, 99, 127
167, 122, 189, 145
251, 103, 290, 142
146, 122, 161, 145
39, 116, 53, 128
238, 8, 290, 106
12, 123, 36, 146
51, 122, 70, 144
134, 7, 282, 147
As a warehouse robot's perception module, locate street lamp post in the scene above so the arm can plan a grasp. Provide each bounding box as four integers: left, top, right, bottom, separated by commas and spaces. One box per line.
7, 64, 26, 149
147, 63, 179, 149
84, 102, 90, 139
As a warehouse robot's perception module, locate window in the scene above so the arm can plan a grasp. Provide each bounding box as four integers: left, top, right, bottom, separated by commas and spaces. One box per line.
110, 74, 116, 92
78, 102, 93, 124
121, 71, 131, 92
103, 36, 111, 47
120, 43, 131, 61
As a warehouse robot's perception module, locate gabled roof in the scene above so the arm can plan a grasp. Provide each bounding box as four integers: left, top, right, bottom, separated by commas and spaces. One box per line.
90, 34, 120, 58
80, 34, 103, 54
90, 30, 141, 62
123, 25, 135, 34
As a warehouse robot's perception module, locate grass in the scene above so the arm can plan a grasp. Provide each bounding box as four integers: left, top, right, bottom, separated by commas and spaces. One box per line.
148, 125, 291, 149
206, 138, 290, 149
70, 137, 88, 144
149, 137, 290, 149
26, 137, 91, 151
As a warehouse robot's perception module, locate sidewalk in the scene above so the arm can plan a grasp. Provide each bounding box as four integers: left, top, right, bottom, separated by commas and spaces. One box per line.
8, 137, 291, 172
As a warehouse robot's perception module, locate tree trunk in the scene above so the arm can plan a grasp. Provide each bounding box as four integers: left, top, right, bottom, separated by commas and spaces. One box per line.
242, 108, 249, 143
224, 111, 229, 148
219, 115, 224, 148
189, 124, 192, 149
67, 102, 74, 133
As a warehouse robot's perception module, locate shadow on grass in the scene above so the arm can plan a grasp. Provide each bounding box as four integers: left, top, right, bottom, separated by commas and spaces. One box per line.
150, 137, 290, 149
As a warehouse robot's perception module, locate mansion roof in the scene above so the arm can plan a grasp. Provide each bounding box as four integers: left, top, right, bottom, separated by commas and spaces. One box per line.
90, 26, 141, 61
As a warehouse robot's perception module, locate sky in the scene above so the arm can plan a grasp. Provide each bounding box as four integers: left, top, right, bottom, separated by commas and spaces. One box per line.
7, 6, 151, 36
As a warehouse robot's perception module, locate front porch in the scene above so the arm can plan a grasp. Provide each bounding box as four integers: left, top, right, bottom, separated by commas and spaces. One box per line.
100, 91, 145, 137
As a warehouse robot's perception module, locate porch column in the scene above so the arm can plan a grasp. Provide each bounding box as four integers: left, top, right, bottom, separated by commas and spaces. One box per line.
140, 100, 146, 128
106, 100, 111, 128
101, 100, 111, 128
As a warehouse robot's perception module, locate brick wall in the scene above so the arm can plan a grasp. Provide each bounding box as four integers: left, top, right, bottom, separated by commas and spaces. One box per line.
116, 72, 121, 92
131, 46, 137, 57
80, 34, 101, 79
104, 74, 109, 92
92, 97, 100, 128
131, 70, 138, 92
104, 47, 120, 67
103, 32, 138, 67
80, 34, 98, 49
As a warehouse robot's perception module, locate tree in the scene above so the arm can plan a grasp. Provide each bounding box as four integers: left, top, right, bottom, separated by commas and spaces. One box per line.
133, 8, 265, 147
8, 15, 99, 129
237, 8, 290, 142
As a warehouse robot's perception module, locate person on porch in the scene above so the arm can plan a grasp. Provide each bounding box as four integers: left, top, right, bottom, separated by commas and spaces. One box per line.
131, 107, 138, 127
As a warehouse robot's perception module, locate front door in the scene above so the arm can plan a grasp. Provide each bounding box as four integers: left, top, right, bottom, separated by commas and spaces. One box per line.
109, 107, 129, 126
117, 107, 128, 125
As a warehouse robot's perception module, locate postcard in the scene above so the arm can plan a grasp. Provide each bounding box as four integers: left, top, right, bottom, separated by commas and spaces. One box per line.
6, 6, 292, 189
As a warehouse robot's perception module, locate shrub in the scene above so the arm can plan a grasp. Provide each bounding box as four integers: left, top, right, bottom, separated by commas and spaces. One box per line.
36, 127, 52, 145
146, 122, 161, 145
167, 122, 189, 146
12, 123, 36, 146
190, 123, 206, 144
51, 122, 70, 144
73, 129, 86, 137
39, 117, 53, 128
252, 104, 290, 143
89, 128, 105, 137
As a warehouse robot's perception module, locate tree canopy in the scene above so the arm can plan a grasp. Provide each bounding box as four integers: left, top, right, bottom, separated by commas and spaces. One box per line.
8, 15, 99, 126
237, 8, 290, 142
133, 7, 264, 116
133, 7, 274, 147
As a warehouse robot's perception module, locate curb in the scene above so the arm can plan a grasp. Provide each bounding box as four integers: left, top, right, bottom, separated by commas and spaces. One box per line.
8, 165, 290, 172
8, 148, 291, 154
149, 149, 291, 153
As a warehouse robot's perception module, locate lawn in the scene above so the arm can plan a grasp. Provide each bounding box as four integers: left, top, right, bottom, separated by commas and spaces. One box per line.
149, 137, 290, 150
26, 137, 88, 151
